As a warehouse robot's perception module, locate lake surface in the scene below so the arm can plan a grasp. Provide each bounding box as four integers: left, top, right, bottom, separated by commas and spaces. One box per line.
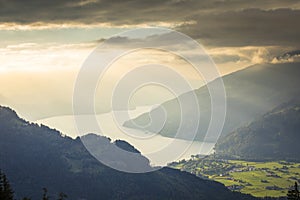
36, 106, 214, 166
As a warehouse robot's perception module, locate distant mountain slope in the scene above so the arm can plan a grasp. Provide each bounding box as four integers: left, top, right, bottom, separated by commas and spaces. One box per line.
0, 106, 255, 200
215, 99, 300, 161
80, 133, 153, 172
124, 63, 300, 142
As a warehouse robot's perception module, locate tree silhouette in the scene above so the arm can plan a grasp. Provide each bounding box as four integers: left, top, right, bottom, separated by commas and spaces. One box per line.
42, 188, 50, 200
0, 170, 69, 200
57, 192, 68, 200
0, 170, 14, 200
287, 182, 300, 200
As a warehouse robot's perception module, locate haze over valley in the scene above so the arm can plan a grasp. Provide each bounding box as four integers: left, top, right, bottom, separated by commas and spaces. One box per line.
0, 0, 300, 199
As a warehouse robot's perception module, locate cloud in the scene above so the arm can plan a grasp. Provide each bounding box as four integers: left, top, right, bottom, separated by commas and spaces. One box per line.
205, 45, 296, 74
0, 42, 95, 71
272, 50, 300, 63
0, 0, 299, 48
0, 0, 298, 24
177, 8, 300, 47
208, 46, 272, 63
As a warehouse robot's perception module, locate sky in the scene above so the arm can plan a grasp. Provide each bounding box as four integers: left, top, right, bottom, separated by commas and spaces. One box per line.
0, 0, 300, 120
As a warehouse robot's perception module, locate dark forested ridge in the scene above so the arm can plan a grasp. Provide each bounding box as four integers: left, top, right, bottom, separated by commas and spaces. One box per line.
215, 99, 300, 161
0, 106, 256, 200
124, 63, 300, 142
168, 98, 300, 198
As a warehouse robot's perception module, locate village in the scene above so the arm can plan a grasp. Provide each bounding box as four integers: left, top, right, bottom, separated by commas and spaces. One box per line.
170, 157, 300, 197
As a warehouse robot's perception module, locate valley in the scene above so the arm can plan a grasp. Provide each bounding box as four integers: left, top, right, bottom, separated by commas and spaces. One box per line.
170, 157, 300, 197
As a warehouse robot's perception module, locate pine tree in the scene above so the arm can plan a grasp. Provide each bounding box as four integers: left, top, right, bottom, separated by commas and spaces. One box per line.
0, 170, 14, 200
0, 170, 4, 200
42, 188, 50, 200
57, 192, 68, 200
287, 182, 300, 200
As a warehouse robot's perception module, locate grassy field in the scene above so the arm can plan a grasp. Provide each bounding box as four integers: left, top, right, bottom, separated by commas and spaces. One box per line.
170, 159, 300, 197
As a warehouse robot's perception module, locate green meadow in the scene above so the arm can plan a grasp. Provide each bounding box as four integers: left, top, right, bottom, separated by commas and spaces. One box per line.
170, 159, 300, 197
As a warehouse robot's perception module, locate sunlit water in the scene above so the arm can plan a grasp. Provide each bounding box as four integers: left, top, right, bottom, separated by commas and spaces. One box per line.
36, 106, 214, 166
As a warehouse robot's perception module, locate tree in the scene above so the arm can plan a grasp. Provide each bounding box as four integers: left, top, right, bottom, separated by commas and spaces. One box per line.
0, 170, 14, 200
0, 170, 3, 200
287, 182, 300, 200
57, 192, 67, 200
42, 188, 50, 200
0, 170, 69, 200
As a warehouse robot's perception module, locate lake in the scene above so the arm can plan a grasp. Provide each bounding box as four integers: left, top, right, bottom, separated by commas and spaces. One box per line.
36, 106, 214, 166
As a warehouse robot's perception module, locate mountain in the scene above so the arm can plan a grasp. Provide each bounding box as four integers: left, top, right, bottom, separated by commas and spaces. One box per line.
215, 99, 300, 161
0, 106, 256, 200
124, 63, 300, 142
80, 133, 153, 173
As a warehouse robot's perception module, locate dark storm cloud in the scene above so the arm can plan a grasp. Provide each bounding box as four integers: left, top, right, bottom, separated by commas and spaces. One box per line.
0, 0, 299, 47
178, 8, 300, 47
0, 0, 298, 24
273, 49, 300, 63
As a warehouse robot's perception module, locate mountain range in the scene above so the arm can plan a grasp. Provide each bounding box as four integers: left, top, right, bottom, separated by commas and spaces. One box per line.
124, 62, 300, 142
0, 106, 255, 200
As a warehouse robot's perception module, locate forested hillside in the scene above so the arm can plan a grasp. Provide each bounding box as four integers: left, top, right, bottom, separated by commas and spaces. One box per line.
0, 106, 255, 200
216, 99, 300, 161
